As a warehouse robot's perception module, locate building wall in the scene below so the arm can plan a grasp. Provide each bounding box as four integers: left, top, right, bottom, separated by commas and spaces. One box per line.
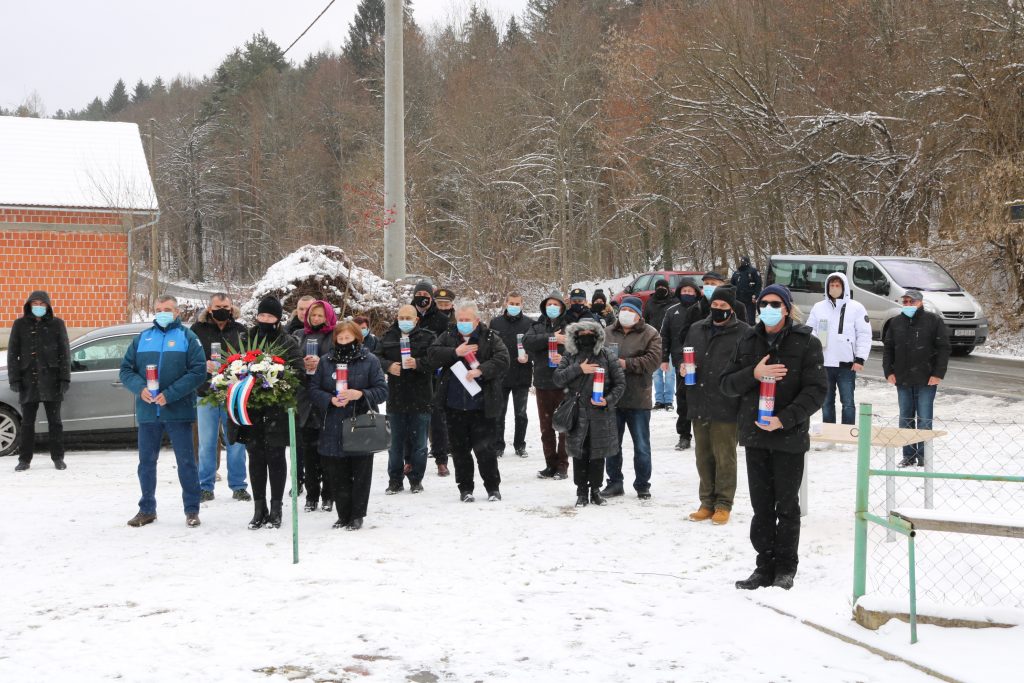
0, 207, 132, 343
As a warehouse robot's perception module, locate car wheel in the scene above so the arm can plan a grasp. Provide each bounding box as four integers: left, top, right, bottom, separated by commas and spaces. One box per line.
0, 405, 21, 458
952, 345, 975, 357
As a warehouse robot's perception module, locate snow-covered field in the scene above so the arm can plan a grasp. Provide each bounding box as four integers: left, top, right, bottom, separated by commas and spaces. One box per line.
1, 381, 1020, 682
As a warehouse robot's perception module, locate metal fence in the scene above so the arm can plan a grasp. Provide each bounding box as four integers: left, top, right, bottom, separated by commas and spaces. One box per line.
860, 409, 1024, 612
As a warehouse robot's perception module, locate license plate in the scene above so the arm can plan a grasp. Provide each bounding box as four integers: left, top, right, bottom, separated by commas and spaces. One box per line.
954, 329, 975, 337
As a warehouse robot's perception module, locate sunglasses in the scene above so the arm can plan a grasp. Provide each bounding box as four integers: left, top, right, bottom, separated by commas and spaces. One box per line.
758, 300, 784, 309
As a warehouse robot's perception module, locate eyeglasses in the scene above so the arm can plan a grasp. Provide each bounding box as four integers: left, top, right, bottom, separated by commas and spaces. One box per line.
758, 301, 784, 309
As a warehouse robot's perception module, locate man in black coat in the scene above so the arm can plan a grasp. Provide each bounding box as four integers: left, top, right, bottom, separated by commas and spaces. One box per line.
428, 301, 510, 502
285, 295, 316, 336
564, 287, 600, 326
523, 289, 570, 478
659, 278, 704, 450
411, 281, 452, 475
488, 292, 534, 457
683, 286, 748, 524
730, 255, 763, 325
8, 290, 70, 471
645, 277, 676, 410
720, 284, 827, 591
882, 289, 951, 467
376, 304, 437, 493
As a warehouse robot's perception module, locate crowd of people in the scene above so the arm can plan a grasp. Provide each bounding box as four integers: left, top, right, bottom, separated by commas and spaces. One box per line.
7, 256, 954, 590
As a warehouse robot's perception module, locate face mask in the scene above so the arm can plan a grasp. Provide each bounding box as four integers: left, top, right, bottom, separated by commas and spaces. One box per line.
154, 312, 175, 328
902, 306, 918, 318
569, 303, 587, 315
361, 327, 370, 337
457, 321, 475, 335
591, 302, 604, 312
414, 295, 431, 308
711, 308, 732, 323
655, 287, 668, 299
211, 308, 232, 322
545, 305, 562, 319
335, 340, 358, 357
309, 322, 325, 332
577, 335, 596, 350
679, 294, 697, 306
618, 310, 638, 327
31, 305, 47, 317
506, 305, 522, 317
256, 321, 277, 337
759, 306, 783, 327
703, 285, 716, 299
398, 320, 416, 333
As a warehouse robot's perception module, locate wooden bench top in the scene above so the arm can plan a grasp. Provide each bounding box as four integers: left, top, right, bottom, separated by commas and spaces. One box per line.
810, 423, 946, 447
891, 508, 1024, 539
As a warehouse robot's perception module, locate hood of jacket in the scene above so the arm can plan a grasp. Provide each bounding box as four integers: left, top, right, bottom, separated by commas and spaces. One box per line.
673, 278, 701, 300
564, 319, 606, 354
539, 289, 566, 315
195, 304, 243, 324
23, 290, 53, 319
303, 299, 338, 334
823, 271, 851, 302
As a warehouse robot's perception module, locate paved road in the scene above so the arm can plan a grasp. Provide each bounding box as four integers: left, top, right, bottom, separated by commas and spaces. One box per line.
863, 346, 1024, 400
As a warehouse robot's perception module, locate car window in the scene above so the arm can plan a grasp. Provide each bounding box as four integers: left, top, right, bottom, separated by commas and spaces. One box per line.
71, 335, 133, 372
877, 259, 960, 292
769, 260, 847, 294
668, 274, 688, 290
632, 275, 655, 291
852, 260, 889, 296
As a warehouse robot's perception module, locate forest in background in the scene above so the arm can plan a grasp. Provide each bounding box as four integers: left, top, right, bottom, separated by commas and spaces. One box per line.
7, 0, 1024, 328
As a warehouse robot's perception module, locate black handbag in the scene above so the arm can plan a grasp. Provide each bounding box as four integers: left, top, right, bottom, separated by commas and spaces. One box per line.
552, 391, 580, 434
341, 398, 391, 453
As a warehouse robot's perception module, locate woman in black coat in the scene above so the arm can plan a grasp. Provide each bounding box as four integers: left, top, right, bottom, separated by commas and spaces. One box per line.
309, 320, 388, 530
228, 296, 304, 529
7, 290, 71, 471
553, 319, 626, 507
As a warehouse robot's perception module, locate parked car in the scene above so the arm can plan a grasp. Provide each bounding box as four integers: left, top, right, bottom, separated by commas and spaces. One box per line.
767, 255, 988, 355
0, 322, 151, 457
610, 270, 705, 310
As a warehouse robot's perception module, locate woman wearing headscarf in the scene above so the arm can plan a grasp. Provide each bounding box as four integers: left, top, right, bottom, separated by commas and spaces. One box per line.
293, 299, 337, 512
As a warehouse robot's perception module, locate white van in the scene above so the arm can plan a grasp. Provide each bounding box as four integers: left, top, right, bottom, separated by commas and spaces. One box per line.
767, 255, 988, 355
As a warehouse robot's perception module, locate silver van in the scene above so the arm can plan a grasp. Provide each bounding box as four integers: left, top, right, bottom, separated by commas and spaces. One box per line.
767, 255, 987, 355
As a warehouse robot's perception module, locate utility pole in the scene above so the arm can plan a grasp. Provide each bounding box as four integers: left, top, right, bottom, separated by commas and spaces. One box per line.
148, 118, 159, 308
382, 0, 406, 280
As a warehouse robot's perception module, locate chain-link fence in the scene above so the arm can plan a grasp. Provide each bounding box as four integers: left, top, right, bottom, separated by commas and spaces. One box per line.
863, 411, 1024, 610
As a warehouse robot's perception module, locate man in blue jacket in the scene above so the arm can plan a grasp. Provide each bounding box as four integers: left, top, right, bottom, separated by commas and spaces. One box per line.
119, 295, 208, 528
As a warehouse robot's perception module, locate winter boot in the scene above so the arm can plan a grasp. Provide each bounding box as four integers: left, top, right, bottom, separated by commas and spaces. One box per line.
675, 437, 691, 451
575, 486, 589, 507
514, 447, 528, 457
232, 488, 252, 501
248, 500, 269, 530
409, 480, 424, 493
537, 467, 556, 479
385, 480, 404, 495
772, 571, 796, 590
53, 458, 67, 470
688, 507, 714, 522
200, 490, 215, 502
487, 490, 502, 502
127, 511, 157, 527
600, 481, 625, 497
321, 499, 334, 512
711, 509, 731, 525
735, 570, 774, 590
268, 501, 283, 529
185, 513, 201, 528
347, 517, 364, 530
14, 461, 29, 472
304, 498, 317, 512
590, 488, 606, 506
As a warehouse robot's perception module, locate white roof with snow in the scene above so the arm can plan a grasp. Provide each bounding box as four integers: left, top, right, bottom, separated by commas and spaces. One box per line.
0, 116, 158, 211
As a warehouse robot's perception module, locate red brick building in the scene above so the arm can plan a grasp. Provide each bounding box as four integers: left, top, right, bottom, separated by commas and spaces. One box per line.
0, 117, 158, 344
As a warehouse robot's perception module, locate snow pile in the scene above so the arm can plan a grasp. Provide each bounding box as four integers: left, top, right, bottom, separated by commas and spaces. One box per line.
240, 245, 406, 332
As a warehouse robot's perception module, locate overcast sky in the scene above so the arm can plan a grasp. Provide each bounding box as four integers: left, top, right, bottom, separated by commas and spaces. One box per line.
0, 0, 529, 114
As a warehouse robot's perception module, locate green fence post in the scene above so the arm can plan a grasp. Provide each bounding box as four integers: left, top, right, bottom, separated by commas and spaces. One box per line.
853, 402, 872, 605
288, 407, 299, 565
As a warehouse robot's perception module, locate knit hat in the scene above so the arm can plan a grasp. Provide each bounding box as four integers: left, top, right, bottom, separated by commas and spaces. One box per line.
569, 287, 587, 302
257, 296, 284, 322
620, 296, 644, 317
654, 278, 669, 290
757, 284, 793, 311
413, 281, 434, 297
435, 288, 454, 303
709, 285, 737, 312
903, 289, 924, 302
703, 271, 726, 283
592, 289, 607, 304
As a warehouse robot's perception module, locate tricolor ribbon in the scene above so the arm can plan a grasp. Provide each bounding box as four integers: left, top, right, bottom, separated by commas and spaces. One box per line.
226, 375, 257, 426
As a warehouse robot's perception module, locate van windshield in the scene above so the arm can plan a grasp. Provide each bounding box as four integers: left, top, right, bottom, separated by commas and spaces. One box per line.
879, 259, 960, 292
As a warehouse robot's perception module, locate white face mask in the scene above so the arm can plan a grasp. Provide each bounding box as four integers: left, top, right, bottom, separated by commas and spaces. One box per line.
618, 310, 639, 327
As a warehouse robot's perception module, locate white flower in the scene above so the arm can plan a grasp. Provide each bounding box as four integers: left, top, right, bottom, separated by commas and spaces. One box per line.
230, 360, 244, 374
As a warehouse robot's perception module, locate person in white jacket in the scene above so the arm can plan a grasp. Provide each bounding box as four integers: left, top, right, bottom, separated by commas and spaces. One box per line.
805, 272, 872, 426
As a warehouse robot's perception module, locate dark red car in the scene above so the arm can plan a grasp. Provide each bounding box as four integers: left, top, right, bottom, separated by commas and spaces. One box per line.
610, 270, 705, 310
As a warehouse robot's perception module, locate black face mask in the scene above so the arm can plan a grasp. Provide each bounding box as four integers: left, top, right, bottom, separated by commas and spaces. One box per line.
577, 335, 597, 351
569, 303, 588, 315
591, 302, 605, 312
333, 340, 360, 361
211, 308, 232, 322
711, 308, 732, 323
679, 294, 698, 306
309, 322, 325, 332
256, 321, 277, 337
414, 296, 431, 309
655, 288, 668, 299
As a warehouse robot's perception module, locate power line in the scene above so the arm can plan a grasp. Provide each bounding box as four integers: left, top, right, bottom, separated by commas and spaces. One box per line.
282, 0, 338, 56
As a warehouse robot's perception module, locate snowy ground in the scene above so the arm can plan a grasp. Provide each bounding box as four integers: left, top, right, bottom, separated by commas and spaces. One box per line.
1, 382, 1020, 682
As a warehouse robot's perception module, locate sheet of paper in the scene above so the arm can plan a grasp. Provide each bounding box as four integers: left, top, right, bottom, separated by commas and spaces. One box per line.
451, 361, 482, 396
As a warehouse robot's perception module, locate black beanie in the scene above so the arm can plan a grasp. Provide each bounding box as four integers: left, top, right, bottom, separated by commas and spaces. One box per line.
413, 281, 434, 297
710, 285, 737, 312
257, 296, 284, 321
592, 289, 606, 303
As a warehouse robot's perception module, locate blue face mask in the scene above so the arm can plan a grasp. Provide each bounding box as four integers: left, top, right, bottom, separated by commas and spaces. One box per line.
361, 327, 370, 337
507, 305, 522, 317
154, 312, 175, 328
703, 285, 716, 299
679, 294, 697, 306
398, 320, 416, 333
902, 306, 918, 318
545, 305, 562, 319
31, 305, 47, 317
759, 306, 783, 327
457, 321, 475, 336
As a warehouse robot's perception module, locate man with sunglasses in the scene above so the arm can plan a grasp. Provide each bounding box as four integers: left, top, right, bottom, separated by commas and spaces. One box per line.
882, 289, 950, 468
721, 284, 827, 591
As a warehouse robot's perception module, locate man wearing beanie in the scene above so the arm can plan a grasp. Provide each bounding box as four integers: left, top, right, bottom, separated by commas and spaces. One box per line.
721, 283, 826, 590
682, 285, 748, 525
644, 277, 676, 410
590, 289, 615, 327
411, 282, 452, 476
659, 278, 704, 450
602, 296, 662, 500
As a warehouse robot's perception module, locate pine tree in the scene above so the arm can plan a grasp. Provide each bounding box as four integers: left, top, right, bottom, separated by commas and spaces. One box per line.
83, 97, 105, 121
151, 77, 166, 97
105, 79, 130, 116
206, 31, 288, 116
503, 15, 525, 48
342, 0, 413, 77
132, 79, 151, 104
525, 0, 557, 36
